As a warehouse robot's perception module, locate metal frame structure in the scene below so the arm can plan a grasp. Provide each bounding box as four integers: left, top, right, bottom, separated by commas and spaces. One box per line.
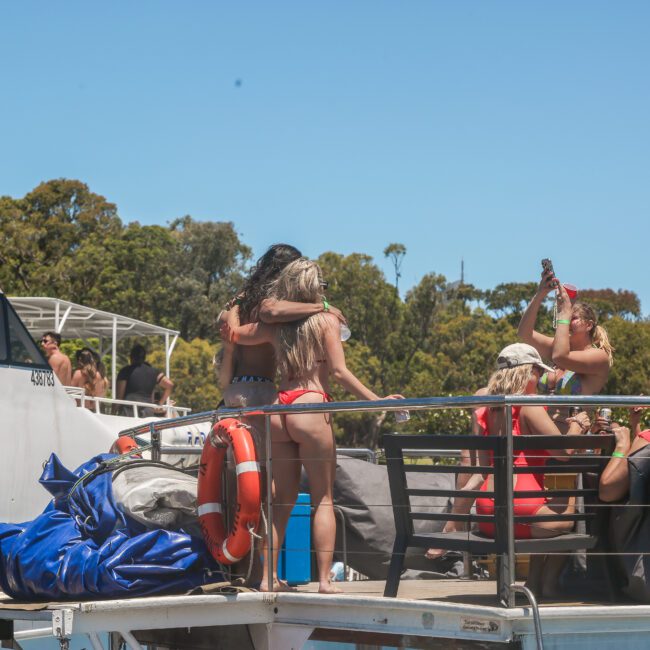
9, 297, 180, 396
117, 393, 650, 599
63, 387, 191, 418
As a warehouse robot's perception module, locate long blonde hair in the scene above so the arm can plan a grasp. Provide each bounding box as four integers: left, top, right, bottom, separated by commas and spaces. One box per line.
573, 301, 614, 367
486, 365, 532, 396
270, 258, 330, 378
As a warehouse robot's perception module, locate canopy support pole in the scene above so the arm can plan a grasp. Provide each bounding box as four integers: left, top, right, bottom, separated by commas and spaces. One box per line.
112, 318, 117, 397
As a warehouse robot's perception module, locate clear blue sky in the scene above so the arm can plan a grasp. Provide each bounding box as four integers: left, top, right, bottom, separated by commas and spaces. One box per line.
2, 2, 649, 312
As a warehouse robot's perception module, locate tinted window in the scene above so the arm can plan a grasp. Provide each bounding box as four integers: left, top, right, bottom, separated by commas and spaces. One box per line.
3, 299, 48, 366
0, 301, 7, 361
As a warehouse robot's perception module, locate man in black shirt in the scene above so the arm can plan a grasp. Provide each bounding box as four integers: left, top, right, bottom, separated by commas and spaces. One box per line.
116, 344, 174, 416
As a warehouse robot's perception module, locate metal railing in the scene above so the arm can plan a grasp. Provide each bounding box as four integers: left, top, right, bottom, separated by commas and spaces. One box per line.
64, 387, 191, 418
116, 393, 650, 603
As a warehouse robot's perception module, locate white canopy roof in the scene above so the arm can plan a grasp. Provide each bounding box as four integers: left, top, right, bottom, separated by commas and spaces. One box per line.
8, 297, 179, 394
9, 297, 179, 340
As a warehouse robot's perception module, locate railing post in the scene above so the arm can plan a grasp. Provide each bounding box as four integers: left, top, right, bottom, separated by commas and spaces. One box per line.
265, 414, 274, 593
150, 422, 160, 462
499, 401, 516, 607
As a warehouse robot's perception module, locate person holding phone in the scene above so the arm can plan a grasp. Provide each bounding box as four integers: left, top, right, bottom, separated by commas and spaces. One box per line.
517, 262, 613, 431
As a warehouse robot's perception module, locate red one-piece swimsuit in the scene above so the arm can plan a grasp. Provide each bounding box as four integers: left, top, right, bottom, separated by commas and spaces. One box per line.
474, 406, 550, 539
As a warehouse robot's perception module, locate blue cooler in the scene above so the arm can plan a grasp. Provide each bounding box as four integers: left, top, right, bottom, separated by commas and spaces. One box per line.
278, 493, 311, 585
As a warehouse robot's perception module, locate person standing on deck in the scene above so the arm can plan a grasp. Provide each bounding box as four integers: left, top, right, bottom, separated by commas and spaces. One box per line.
217, 244, 345, 586
116, 344, 174, 416
218, 243, 345, 428
40, 331, 72, 385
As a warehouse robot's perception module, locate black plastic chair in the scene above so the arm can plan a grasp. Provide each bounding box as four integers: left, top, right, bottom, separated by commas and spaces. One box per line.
383, 431, 615, 604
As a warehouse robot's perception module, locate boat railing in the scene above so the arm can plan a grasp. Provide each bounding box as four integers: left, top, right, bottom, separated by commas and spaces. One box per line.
116, 393, 650, 606
64, 386, 191, 418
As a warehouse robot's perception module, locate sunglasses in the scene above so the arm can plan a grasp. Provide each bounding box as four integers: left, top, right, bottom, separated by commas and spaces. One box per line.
319, 279, 329, 290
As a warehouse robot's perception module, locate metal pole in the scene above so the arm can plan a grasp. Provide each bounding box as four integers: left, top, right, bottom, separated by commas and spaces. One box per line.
504, 403, 516, 607
265, 414, 274, 592
150, 422, 160, 463
111, 318, 117, 398
164, 332, 170, 380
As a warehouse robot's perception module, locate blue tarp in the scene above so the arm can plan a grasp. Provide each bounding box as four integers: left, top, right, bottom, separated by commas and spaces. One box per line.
0, 454, 221, 600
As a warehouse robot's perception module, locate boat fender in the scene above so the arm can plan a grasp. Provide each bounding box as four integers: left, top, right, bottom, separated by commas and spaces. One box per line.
197, 417, 261, 565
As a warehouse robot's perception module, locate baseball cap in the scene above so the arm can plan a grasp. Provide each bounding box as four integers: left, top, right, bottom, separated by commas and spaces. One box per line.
496, 343, 554, 373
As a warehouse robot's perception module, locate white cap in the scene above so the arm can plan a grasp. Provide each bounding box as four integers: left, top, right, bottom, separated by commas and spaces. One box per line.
496, 343, 554, 373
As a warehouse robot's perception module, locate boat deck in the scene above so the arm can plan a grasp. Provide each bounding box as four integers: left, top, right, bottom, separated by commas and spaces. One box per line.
1, 580, 648, 650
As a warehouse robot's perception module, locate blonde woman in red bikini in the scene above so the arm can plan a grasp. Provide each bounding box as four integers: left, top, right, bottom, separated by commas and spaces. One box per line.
223, 258, 403, 593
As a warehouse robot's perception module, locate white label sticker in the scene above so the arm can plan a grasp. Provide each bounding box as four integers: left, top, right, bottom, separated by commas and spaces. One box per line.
461, 618, 501, 634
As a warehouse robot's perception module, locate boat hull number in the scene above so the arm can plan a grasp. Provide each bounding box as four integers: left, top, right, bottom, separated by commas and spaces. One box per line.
31, 369, 55, 387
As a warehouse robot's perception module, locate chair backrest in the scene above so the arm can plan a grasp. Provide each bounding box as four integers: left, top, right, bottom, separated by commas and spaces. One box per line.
382, 430, 616, 601
511, 434, 615, 533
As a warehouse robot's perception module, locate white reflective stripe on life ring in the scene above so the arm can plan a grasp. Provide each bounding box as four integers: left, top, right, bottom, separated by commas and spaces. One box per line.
236, 461, 260, 476
197, 502, 223, 517
221, 541, 240, 563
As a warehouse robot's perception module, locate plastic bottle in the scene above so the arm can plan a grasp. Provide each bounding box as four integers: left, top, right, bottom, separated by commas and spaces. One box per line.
340, 323, 351, 342
330, 561, 345, 582
395, 410, 411, 423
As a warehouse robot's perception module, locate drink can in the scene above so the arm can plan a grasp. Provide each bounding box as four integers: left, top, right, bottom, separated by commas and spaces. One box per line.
569, 406, 581, 417
599, 407, 612, 422
395, 410, 410, 423
598, 407, 613, 434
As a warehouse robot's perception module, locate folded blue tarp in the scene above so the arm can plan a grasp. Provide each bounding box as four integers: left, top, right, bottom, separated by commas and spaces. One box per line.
0, 454, 221, 600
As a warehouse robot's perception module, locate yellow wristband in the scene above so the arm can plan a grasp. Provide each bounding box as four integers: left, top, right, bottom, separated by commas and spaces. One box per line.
556, 319, 570, 325
612, 451, 626, 458
322, 299, 330, 312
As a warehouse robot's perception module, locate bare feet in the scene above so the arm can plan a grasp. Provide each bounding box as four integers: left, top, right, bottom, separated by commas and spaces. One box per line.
319, 581, 343, 594
259, 579, 297, 593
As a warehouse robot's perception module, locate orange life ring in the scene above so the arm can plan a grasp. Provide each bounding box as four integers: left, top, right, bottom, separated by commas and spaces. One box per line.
197, 417, 261, 565
110, 436, 140, 455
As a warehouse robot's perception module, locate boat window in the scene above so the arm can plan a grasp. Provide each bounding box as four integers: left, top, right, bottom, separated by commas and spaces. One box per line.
3, 299, 49, 367
0, 300, 7, 361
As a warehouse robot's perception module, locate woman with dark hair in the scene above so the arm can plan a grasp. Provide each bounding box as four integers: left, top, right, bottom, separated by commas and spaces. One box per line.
217, 244, 344, 586
71, 348, 106, 409
218, 244, 345, 409
223, 258, 403, 593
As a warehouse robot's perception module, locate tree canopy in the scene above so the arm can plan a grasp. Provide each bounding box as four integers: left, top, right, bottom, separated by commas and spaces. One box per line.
3, 179, 649, 447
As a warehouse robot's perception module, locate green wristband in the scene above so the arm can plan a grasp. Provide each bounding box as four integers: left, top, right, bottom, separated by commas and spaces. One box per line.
612, 451, 626, 458
556, 319, 571, 325
322, 298, 330, 312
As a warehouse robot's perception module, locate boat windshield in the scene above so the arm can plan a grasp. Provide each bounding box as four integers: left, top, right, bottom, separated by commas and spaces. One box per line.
0, 297, 48, 367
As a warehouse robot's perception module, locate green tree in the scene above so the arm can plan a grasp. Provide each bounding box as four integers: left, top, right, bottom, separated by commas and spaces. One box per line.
484, 282, 542, 324
0, 179, 122, 296
149, 338, 222, 413
169, 216, 252, 341
85, 223, 180, 326
383, 243, 406, 293
579, 289, 641, 320
317, 252, 402, 363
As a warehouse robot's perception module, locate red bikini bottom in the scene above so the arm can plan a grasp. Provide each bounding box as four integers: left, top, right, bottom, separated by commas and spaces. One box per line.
278, 389, 332, 405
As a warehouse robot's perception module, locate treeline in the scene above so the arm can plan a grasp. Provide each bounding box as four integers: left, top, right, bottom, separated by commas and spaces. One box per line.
2, 180, 649, 446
